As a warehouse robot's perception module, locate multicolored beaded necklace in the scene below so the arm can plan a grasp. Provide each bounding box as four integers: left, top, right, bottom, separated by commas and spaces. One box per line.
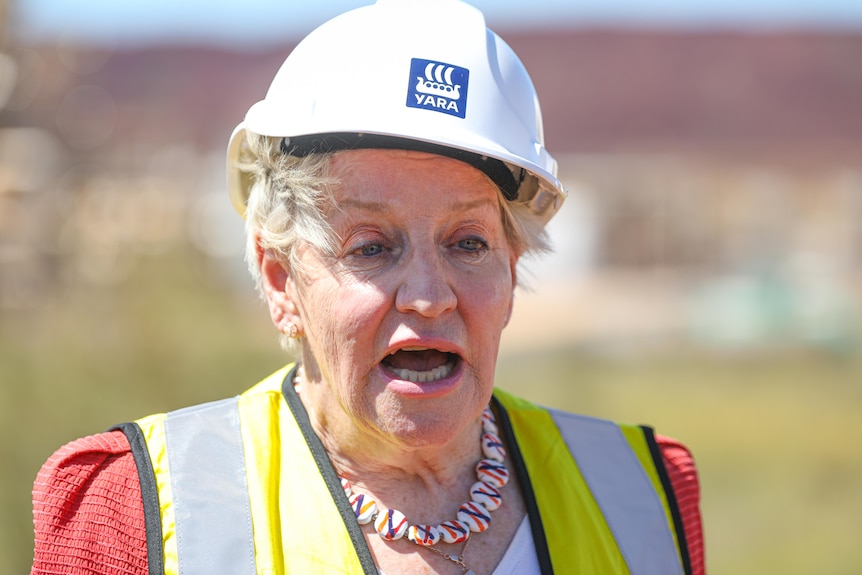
339, 406, 509, 574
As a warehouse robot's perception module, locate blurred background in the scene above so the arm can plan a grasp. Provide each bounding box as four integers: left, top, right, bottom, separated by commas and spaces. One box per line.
2, 0, 862, 573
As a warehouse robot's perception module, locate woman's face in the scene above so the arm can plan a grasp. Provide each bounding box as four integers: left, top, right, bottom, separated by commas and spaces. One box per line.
265, 149, 518, 449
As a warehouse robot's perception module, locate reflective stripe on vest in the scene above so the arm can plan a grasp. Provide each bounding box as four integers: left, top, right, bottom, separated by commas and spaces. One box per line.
129, 366, 686, 575
164, 398, 256, 575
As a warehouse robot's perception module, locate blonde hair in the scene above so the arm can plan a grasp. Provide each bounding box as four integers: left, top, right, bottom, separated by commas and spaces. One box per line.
238, 131, 551, 349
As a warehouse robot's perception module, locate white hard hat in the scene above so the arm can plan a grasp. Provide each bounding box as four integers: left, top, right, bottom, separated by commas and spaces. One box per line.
226, 0, 566, 224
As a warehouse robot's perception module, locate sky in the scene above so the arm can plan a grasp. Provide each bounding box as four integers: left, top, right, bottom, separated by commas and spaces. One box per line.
15, 0, 862, 47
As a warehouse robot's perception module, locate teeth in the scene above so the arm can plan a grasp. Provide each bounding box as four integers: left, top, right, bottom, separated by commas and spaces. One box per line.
394, 362, 454, 383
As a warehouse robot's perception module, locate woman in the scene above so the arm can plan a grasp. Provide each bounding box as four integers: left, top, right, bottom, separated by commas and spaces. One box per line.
31, 1, 704, 574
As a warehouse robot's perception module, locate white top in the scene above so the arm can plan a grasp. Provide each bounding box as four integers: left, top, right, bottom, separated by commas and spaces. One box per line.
379, 516, 540, 575
492, 516, 540, 575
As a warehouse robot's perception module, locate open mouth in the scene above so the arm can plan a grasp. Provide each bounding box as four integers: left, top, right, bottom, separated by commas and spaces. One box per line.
382, 347, 459, 383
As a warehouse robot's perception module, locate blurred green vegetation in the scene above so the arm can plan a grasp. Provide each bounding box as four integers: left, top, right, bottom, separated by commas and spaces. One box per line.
2, 250, 861, 574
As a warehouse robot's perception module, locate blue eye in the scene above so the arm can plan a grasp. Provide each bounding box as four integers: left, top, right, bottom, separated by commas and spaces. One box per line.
356, 243, 385, 257
458, 238, 487, 252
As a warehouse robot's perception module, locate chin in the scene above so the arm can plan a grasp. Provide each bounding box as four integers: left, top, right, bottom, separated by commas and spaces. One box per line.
372, 395, 478, 449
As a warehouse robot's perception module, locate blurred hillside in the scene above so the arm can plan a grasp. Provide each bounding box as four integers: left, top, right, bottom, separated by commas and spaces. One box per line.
6, 29, 862, 157
7, 29, 862, 155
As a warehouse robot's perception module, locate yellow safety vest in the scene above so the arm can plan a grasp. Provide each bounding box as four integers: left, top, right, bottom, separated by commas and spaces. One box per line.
115, 364, 691, 575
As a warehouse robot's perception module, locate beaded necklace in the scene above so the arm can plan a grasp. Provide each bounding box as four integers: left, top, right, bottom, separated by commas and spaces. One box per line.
339, 406, 509, 574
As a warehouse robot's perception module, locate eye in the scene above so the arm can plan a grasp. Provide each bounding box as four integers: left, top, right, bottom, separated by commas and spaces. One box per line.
354, 243, 386, 257
457, 237, 488, 252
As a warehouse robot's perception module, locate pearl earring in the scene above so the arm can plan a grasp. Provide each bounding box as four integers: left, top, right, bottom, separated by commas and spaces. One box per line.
283, 321, 299, 338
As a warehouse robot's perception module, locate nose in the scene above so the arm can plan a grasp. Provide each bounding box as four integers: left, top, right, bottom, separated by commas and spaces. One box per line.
395, 250, 457, 317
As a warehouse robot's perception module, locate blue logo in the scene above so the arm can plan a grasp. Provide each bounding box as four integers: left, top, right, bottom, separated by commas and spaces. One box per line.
406, 58, 469, 119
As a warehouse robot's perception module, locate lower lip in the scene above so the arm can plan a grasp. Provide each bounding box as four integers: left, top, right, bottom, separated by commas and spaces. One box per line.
377, 361, 463, 398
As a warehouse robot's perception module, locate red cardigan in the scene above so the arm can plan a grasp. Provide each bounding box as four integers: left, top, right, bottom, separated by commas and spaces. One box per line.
31, 430, 705, 575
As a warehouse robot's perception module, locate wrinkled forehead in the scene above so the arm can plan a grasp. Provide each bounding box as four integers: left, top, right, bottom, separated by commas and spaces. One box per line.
328, 148, 504, 199
323, 149, 505, 221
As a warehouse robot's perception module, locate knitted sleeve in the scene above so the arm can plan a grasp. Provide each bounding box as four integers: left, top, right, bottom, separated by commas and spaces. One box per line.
656, 434, 706, 575
30, 430, 148, 575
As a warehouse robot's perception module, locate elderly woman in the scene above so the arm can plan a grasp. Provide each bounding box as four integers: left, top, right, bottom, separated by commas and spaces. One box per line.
31, 1, 703, 574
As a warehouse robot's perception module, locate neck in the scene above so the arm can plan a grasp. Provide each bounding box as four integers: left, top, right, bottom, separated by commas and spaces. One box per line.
327, 423, 482, 486
293, 365, 486, 518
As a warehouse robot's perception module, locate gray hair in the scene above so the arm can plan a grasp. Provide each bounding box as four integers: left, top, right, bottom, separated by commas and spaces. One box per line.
238, 131, 551, 349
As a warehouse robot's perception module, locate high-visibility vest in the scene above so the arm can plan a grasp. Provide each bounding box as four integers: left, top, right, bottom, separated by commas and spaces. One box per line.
115, 364, 691, 575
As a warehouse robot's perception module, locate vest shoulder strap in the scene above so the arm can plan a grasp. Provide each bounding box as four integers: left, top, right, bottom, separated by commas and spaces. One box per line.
119, 397, 256, 575
121, 365, 375, 575
493, 388, 685, 575
547, 408, 684, 575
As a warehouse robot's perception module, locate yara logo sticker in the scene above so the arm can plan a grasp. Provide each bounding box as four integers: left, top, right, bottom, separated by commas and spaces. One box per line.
406, 58, 469, 119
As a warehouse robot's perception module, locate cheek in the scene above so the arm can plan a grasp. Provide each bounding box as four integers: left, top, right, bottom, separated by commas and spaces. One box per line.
312, 283, 392, 359
465, 261, 514, 325
315, 285, 392, 411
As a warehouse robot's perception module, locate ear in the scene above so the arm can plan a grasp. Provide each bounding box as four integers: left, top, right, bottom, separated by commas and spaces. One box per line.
257, 241, 303, 336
